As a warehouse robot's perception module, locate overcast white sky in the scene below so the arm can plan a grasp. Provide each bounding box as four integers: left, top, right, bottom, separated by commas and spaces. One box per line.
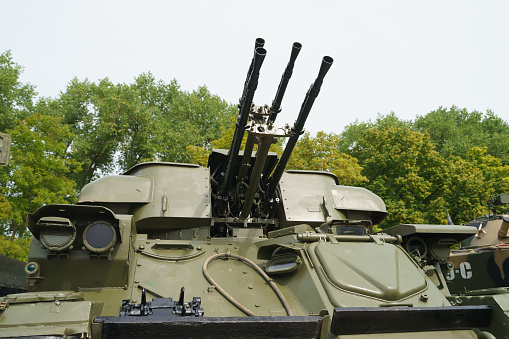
1, 0, 508, 134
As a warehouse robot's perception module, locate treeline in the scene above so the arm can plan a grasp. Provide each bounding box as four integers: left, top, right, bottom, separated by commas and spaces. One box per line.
0, 51, 236, 257
336, 112, 509, 229
1, 50, 508, 259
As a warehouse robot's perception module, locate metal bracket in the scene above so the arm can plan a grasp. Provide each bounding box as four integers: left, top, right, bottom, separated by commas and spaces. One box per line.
120, 287, 204, 317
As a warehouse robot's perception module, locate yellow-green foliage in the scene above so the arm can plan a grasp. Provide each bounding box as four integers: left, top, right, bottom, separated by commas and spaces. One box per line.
342, 113, 509, 228
287, 131, 367, 186
0, 235, 30, 261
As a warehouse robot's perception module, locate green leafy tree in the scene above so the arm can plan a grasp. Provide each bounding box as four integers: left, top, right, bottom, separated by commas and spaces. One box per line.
415, 106, 509, 165
287, 132, 367, 186
340, 111, 509, 227
467, 147, 509, 196
50, 77, 149, 187
442, 155, 491, 224
0, 235, 30, 261
1, 51, 78, 235
0, 52, 79, 261
4, 112, 79, 236
338, 112, 413, 154
443, 147, 509, 223
350, 126, 449, 228
0, 51, 237, 259
0, 51, 35, 131
52, 74, 236, 186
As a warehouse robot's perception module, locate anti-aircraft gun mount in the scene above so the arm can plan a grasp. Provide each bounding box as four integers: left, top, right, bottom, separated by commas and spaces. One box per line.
0, 40, 501, 338
209, 38, 334, 235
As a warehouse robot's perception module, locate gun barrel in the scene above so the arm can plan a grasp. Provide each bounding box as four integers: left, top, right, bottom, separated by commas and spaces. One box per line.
268, 42, 302, 123
241, 38, 266, 102
294, 56, 333, 132
221, 47, 267, 194
266, 56, 333, 196
255, 38, 265, 48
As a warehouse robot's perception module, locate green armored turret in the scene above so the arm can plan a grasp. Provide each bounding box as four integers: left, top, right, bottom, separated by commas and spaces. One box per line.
0, 40, 497, 338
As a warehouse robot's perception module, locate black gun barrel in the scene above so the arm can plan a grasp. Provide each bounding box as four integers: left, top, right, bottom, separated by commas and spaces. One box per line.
266, 56, 333, 196
293, 55, 333, 132
241, 38, 265, 103
221, 47, 267, 194
268, 42, 302, 123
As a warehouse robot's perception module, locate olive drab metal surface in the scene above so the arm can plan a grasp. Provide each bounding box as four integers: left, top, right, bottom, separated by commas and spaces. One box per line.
443, 194, 509, 338
0, 40, 500, 338
0, 255, 26, 297
447, 194, 509, 292
0, 133, 11, 166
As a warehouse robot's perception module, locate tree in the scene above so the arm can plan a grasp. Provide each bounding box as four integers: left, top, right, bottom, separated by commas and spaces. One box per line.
466, 147, 509, 196
339, 110, 509, 227
1, 52, 77, 239
0, 51, 237, 259
0, 51, 35, 131
446, 147, 509, 223
338, 112, 413, 154
52, 74, 237, 187
0, 235, 30, 261
286, 132, 367, 186
415, 106, 509, 165
442, 154, 492, 224
349, 126, 449, 228
3, 112, 79, 236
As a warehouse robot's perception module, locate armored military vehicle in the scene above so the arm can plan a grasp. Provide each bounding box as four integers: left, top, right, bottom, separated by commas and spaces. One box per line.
447, 193, 509, 293
0, 40, 496, 338
443, 194, 509, 338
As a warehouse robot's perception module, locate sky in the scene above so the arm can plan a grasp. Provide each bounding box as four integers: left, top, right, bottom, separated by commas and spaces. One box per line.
1, 0, 508, 135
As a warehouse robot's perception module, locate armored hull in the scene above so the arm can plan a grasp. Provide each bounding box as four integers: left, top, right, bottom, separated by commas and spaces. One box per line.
0, 39, 497, 338
0, 255, 26, 297
447, 213, 509, 293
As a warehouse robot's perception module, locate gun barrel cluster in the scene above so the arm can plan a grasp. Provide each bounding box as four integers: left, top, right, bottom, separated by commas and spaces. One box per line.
214, 38, 333, 221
